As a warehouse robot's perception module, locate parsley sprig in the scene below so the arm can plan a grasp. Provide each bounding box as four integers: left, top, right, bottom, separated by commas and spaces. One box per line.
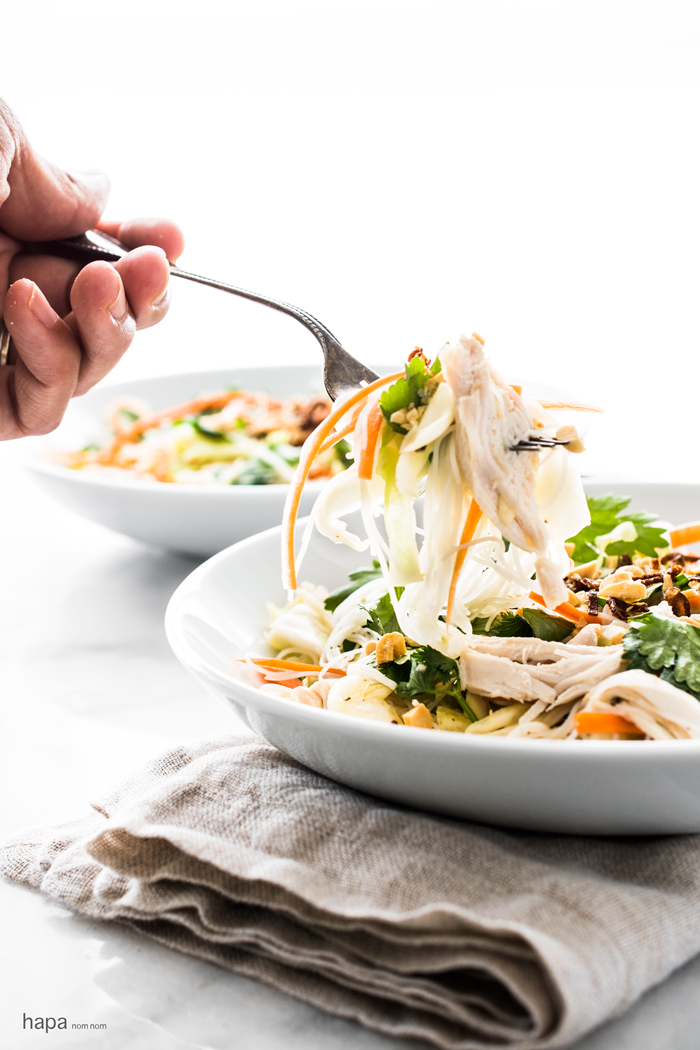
567, 494, 667, 564
623, 614, 700, 699
379, 645, 476, 721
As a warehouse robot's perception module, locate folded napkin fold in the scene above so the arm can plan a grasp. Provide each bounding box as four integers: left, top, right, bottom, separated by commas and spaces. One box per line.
3, 735, 700, 1049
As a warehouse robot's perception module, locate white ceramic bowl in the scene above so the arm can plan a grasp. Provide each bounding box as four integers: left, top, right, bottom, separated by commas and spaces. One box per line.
166, 483, 700, 836
22, 366, 350, 558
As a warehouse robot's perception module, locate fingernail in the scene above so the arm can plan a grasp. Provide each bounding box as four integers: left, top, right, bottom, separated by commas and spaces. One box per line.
152, 281, 170, 309
28, 284, 59, 328
108, 282, 129, 321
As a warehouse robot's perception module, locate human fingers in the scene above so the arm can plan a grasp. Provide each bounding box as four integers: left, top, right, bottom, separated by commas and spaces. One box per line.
0, 278, 81, 439
8, 254, 81, 317
0, 99, 109, 241
68, 246, 170, 395
0, 230, 20, 310
65, 261, 137, 396
7, 217, 184, 317
96, 217, 185, 263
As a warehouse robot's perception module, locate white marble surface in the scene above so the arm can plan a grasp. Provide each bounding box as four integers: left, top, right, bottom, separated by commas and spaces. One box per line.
3, 445, 700, 1050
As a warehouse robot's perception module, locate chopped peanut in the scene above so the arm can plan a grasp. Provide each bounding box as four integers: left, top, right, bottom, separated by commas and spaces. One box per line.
598, 579, 647, 602
556, 425, 585, 454
403, 703, 434, 729
364, 641, 377, 655
376, 632, 407, 664
576, 559, 600, 580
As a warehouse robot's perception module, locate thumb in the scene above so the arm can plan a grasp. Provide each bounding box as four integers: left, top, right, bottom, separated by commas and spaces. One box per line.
0, 98, 110, 241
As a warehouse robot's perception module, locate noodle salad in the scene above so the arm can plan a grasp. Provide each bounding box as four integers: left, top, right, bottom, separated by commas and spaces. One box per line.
240, 336, 700, 741
61, 388, 350, 485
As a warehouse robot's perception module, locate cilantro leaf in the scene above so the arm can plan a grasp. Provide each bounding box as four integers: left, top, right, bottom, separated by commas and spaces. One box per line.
470, 608, 572, 641
324, 561, 382, 613
471, 612, 533, 637
397, 646, 460, 696
567, 494, 667, 564
382, 645, 478, 721
521, 608, 573, 642
379, 357, 431, 431
363, 592, 401, 635
623, 614, 700, 699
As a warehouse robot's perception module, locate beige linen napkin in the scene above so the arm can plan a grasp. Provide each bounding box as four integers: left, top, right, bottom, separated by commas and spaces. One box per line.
3, 736, 700, 1049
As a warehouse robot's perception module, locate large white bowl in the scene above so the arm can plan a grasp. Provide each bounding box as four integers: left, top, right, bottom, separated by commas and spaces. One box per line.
166, 483, 700, 836
22, 366, 351, 558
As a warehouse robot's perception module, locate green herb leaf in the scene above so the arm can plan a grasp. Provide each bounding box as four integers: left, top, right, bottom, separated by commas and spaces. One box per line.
471, 612, 533, 637
364, 592, 401, 635
117, 407, 140, 423
521, 608, 574, 642
566, 494, 668, 564
193, 417, 229, 441
623, 614, 700, 699
231, 460, 277, 485
379, 357, 431, 431
380, 644, 463, 699
324, 561, 382, 613
334, 437, 354, 468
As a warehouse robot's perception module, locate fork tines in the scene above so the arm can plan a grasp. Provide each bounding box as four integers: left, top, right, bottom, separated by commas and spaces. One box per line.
510, 436, 570, 451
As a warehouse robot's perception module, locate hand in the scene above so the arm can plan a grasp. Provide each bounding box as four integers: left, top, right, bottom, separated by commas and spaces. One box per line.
0, 98, 185, 440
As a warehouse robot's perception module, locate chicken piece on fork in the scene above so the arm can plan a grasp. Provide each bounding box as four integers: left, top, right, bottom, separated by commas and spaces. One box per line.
441, 334, 571, 610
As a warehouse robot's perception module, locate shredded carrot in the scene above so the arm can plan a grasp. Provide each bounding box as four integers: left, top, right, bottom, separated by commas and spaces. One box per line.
276, 677, 305, 689
445, 498, 482, 627
529, 592, 604, 625
246, 658, 345, 675
281, 371, 404, 589
97, 390, 244, 464
574, 712, 644, 736
537, 399, 603, 414
357, 402, 384, 481
316, 418, 356, 455
686, 592, 700, 612
669, 522, 700, 548
510, 384, 522, 395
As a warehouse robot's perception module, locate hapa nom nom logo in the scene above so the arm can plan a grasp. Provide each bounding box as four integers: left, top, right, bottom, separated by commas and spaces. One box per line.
22, 1014, 107, 1031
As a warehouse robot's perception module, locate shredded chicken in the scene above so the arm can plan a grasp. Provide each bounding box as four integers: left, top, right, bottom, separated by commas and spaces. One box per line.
581, 670, 700, 740
441, 335, 567, 608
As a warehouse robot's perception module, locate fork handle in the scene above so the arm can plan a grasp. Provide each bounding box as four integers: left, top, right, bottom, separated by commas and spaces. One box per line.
21, 230, 378, 398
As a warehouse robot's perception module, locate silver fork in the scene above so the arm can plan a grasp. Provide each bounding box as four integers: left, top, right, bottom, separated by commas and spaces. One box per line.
2, 230, 568, 450
9, 229, 379, 402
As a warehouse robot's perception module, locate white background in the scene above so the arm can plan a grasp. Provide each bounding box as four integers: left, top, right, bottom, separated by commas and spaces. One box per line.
3, 0, 699, 479
3, 8, 700, 1046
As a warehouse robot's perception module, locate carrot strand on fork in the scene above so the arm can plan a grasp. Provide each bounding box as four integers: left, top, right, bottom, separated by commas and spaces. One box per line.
357, 402, 384, 480
316, 418, 357, 456
445, 498, 482, 627
281, 372, 404, 590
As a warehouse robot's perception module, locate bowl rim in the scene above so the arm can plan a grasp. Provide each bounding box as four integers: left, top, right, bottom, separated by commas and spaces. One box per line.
20, 363, 363, 494
165, 515, 700, 759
